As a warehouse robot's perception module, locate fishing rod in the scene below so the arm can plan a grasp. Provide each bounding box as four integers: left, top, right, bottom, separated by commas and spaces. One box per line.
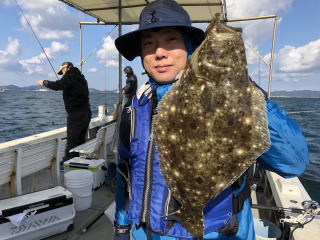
252, 200, 320, 240
13, 0, 59, 80
251, 200, 320, 215
251, 204, 305, 214
252, 200, 320, 231
287, 110, 320, 114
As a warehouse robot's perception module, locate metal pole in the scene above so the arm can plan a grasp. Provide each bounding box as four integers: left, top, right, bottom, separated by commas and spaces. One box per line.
259, 49, 261, 86
221, 0, 228, 20
118, 0, 122, 101
226, 14, 278, 97
80, 23, 83, 72
227, 15, 277, 22
79, 22, 107, 25
267, 18, 278, 98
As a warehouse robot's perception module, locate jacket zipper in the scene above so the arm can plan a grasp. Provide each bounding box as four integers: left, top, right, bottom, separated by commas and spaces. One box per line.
164, 188, 172, 217
140, 94, 156, 227
118, 161, 132, 199
141, 133, 154, 224
129, 106, 135, 141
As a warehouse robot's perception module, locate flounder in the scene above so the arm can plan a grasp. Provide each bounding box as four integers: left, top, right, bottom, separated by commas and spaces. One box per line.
152, 14, 270, 237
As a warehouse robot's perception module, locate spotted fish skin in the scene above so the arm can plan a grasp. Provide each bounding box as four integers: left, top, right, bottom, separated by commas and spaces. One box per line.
152, 14, 270, 237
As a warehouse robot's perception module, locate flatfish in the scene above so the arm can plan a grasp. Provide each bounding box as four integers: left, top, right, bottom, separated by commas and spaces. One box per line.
152, 13, 270, 237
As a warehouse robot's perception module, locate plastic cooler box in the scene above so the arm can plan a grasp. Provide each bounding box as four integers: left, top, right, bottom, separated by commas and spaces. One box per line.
0, 186, 75, 240
64, 157, 106, 189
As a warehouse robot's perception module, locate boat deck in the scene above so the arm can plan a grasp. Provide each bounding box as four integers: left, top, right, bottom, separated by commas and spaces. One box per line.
1, 160, 319, 240
45, 182, 115, 240
45, 165, 320, 240
1, 112, 318, 240
43, 174, 261, 240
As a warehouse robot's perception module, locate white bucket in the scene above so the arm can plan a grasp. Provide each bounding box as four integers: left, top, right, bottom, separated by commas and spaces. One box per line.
64, 170, 93, 211
65, 169, 93, 183
254, 218, 282, 240
66, 183, 92, 197
73, 192, 93, 211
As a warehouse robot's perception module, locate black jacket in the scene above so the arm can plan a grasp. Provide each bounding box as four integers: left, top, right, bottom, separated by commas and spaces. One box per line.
122, 73, 137, 98
44, 67, 90, 113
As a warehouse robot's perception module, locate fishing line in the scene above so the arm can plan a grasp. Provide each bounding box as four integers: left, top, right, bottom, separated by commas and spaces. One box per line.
80, 25, 118, 114
81, 25, 118, 66
100, 25, 118, 113
244, 41, 269, 67
13, 0, 59, 80
104, 51, 108, 111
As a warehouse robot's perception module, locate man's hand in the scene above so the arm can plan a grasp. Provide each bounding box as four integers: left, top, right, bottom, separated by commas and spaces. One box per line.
37, 80, 44, 86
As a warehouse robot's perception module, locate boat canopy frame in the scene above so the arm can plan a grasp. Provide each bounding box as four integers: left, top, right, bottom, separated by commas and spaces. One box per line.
59, 0, 277, 97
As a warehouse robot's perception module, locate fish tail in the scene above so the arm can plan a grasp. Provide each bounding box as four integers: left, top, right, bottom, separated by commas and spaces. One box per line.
166, 207, 204, 237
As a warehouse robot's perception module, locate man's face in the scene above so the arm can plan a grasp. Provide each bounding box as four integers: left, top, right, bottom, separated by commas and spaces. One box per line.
61, 66, 68, 75
141, 27, 187, 83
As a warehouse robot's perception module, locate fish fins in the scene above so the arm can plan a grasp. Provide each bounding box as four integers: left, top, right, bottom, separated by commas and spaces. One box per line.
251, 86, 270, 154
166, 207, 204, 237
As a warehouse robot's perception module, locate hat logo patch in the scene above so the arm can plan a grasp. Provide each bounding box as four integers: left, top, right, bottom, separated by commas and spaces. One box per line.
147, 10, 160, 24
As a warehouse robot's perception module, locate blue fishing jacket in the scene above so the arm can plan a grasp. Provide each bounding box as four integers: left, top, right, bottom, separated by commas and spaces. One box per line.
116, 83, 309, 240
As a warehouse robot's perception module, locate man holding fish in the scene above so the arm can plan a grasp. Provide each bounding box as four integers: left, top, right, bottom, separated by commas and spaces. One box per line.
113, 0, 309, 239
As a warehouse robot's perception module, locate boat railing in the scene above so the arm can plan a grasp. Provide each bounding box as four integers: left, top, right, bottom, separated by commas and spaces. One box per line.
265, 171, 320, 238
69, 120, 117, 160
252, 166, 320, 239
0, 105, 113, 199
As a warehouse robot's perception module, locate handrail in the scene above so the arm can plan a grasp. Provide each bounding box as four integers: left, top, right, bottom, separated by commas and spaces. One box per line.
0, 105, 111, 197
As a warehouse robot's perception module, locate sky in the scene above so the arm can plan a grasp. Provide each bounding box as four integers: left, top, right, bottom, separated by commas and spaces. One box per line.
0, 0, 319, 91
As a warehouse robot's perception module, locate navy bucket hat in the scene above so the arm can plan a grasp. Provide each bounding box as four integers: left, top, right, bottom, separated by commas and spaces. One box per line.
115, 0, 205, 61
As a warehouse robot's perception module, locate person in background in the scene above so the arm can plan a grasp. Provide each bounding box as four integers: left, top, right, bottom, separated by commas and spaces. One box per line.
122, 66, 137, 107
113, 0, 309, 239
38, 62, 91, 169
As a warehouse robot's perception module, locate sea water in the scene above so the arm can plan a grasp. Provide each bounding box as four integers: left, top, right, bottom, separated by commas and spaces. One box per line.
0, 91, 319, 202
270, 97, 320, 202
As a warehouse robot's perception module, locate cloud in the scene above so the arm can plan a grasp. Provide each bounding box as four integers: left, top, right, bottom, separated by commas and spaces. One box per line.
226, 0, 293, 64
251, 39, 320, 83
96, 36, 119, 67
88, 67, 97, 72
275, 39, 320, 73
0, 38, 21, 71
3, 0, 12, 6
226, 0, 293, 19
49, 41, 69, 54
19, 41, 69, 75
4, 0, 57, 10
10, 0, 81, 40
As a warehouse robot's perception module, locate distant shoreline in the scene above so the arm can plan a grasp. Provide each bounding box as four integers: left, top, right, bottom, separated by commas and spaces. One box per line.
271, 90, 320, 98
1, 85, 320, 98
0, 85, 118, 94
271, 96, 320, 98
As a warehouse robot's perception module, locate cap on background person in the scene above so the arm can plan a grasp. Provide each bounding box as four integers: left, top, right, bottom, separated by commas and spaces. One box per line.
115, 0, 205, 61
57, 62, 74, 75
123, 66, 133, 75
